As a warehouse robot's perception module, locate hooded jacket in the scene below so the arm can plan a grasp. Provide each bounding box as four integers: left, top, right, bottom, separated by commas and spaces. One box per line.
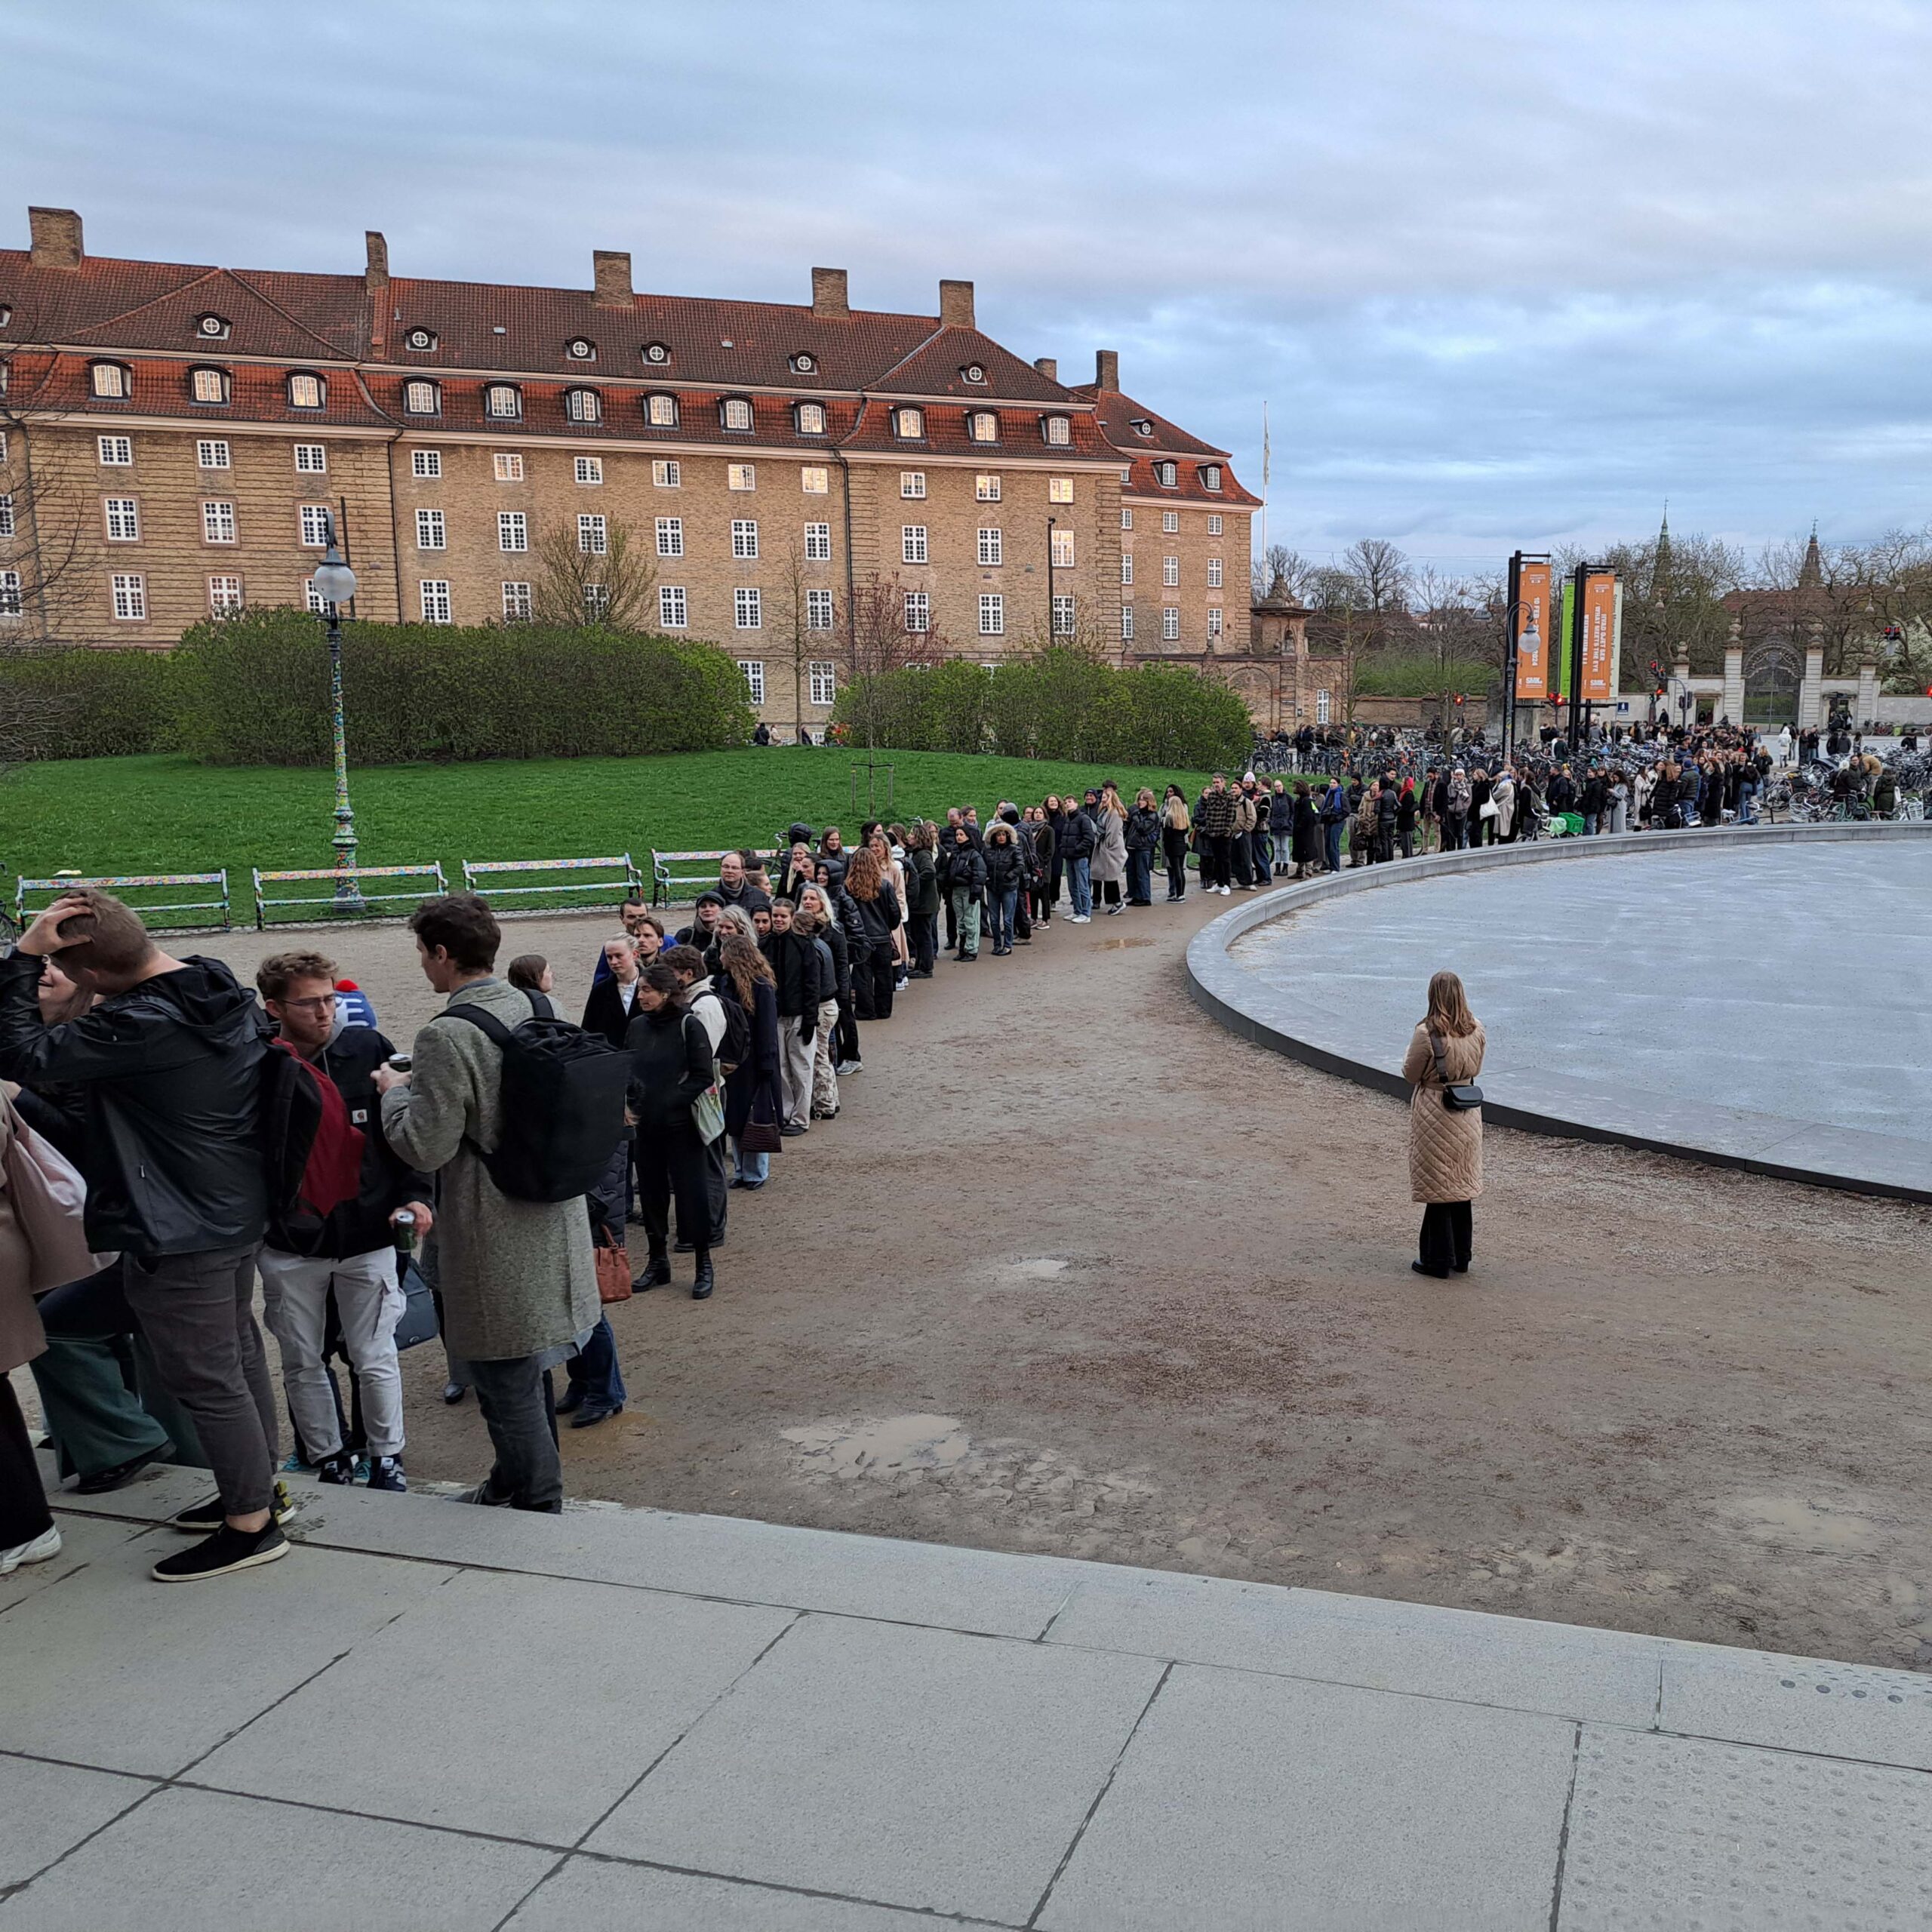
940, 839, 988, 897
982, 828, 1027, 895
761, 926, 830, 1027
0, 952, 269, 1259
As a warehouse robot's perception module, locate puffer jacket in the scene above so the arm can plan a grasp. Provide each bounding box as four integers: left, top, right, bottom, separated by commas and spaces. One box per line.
983, 830, 1027, 895
1057, 808, 1099, 861
1268, 789, 1293, 832
940, 841, 988, 897
1124, 805, 1161, 854
1401, 1022, 1484, 1204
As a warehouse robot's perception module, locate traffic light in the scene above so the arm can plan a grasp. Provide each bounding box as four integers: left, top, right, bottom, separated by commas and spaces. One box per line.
1453, 693, 1465, 707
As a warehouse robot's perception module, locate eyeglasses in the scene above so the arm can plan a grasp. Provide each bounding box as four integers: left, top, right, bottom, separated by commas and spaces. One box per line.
279, 994, 337, 1013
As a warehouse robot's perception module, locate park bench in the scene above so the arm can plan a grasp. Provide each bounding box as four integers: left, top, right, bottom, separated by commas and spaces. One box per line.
252, 863, 448, 928
460, 852, 641, 915
651, 848, 779, 907
15, 869, 231, 932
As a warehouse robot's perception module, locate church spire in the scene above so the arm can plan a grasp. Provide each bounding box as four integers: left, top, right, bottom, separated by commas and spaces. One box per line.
1652, 502, 1674, 599
1798, 520, 1823, 589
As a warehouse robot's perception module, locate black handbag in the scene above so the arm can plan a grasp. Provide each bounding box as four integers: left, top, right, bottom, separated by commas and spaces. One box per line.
1428, 1030, 1484, 1112
392, 1257, 440, 1351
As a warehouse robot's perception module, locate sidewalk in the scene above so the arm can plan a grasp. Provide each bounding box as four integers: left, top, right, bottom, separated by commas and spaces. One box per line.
4, 1464, 1929, 1930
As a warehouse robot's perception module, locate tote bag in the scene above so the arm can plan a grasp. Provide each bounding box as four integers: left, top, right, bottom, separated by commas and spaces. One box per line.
2, 1094, 115, 1294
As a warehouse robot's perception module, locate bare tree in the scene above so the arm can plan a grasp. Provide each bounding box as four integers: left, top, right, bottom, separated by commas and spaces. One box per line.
841, 571, 943, 753
771, 542, 828, 741
1251, 543, 1320, 604
0, 315, 103, 640
1342, 538, 1412, 617
531, 514, 655, 629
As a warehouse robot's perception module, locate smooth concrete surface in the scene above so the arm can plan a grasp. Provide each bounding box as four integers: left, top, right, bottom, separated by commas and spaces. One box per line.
1189, 821, 1932, 1200
5, 1469, 1929, 1930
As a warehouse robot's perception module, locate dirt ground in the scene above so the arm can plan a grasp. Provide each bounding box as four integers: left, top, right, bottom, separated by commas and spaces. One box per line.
202, 895, 1932, 1672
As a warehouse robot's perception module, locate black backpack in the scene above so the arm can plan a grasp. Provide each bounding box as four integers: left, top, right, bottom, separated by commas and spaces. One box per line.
712, 982, 752, 1072
435, 995, 629, 1203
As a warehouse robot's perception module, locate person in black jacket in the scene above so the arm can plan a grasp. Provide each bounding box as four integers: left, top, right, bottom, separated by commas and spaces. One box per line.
845, 844, 903, 1009
0, 889, 288, 1583
940, 823, 988, 960
624, 963, 719, 1300
1124, 791, 1161, 905
1057, 794, 1099, 918
1396, 778, 1419, 858
1374, 777, 1398, 864
1291, 782, 1321, 878
982, 822, 1025, 955
901, 822, 941, 974
580, 936, 644, 1048
254, 950, 433, 1494
761, 897, 828, 1134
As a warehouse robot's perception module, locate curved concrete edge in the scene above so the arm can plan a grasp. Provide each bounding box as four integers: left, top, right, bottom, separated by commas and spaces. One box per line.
1186, 821, 1932, 1204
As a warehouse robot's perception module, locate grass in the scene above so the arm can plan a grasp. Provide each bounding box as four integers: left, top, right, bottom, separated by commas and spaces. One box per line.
1, 747, 1233, 911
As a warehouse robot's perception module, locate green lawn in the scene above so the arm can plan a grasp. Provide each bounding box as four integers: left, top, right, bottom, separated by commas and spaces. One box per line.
2, 748, 1235, 910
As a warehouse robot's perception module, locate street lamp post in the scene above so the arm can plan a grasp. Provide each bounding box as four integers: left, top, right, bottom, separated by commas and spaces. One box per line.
1497, 601, 1543, 766
311, 515, 362, 909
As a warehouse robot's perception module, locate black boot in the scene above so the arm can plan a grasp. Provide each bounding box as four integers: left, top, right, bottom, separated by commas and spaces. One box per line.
633, 1247, 672, 1292
692, 1249, 715, 1300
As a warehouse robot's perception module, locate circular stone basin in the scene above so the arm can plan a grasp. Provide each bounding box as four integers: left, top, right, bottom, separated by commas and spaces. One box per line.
1190, 827, 1932, 1201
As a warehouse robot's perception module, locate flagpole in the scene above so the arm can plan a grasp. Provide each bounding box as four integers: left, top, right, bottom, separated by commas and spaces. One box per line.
1260, 400, 1270, 582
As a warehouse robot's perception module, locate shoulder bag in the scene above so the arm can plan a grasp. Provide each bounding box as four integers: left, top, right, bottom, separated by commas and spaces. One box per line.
1427, 1030, 1484, 1112
2, 1091, 117, 1293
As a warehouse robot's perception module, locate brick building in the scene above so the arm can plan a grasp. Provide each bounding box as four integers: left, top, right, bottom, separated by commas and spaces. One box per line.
0, 208, 1257, 735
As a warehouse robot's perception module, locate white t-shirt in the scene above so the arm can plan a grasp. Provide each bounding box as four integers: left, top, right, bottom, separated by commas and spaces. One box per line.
686, 982, 727, 1053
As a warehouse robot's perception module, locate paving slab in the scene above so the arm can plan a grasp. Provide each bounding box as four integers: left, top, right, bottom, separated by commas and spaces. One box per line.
1044, 1567, 1662, 1724
1556, 1725, 1932, 1930
1659, 1644, 1932, 1769
192, 1565, 793, 1846
0, 1754, 153, 1892
587, 1613, 1163, 1924
0, 1528, 454, 1777
0, 1784, 554, 1932
41, 1456, 213, 1524
0, 1512, 151, 1617
1038, 1663, 1577, 1932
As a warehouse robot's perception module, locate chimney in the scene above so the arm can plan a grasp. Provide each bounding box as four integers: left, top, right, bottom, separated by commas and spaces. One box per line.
1033, 357, 1057, 383
939, 278, 975, 329
1095, 349, 1119, 391
28, 206, 82, 270
811, 266, 849, 318
592, 249, 632, 308
365, 230, 389, 294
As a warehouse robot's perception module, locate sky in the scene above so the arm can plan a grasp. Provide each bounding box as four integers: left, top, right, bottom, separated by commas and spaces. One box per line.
5, 0, 1929, 577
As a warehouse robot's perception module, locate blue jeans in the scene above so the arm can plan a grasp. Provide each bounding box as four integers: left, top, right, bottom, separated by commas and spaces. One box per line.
1322, 826, 1343, 872
1583, 813, 1598, 835
1068, 856, 1093, 916
988, 887, 1017, 949
1125, 848, 1154, 903
1738, 784, 1757, 823
565, 1317, 625, 1407
733, 1141, 769, 1185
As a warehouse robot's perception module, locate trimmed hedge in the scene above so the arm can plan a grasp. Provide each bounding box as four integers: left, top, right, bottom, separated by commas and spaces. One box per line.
0, 646, 178, 761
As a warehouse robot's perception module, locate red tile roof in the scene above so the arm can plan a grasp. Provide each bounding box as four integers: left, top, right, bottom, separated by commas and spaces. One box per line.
1072, 383, 1259, 507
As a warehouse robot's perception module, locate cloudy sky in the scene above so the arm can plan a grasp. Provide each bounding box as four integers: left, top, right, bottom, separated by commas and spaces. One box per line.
5, 0, 1927, 576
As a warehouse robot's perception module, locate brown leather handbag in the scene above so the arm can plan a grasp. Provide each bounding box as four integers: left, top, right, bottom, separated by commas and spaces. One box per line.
593, 1229, 632, 1303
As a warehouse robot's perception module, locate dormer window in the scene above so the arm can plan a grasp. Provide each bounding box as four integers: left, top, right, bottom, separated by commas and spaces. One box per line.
1133, 419, 1155, 437
1155, 460, 1178, 488
189, 367, 230, 405
563, 387, 601, 424
288, 371, 325, 410
1041, 414, 1072, 447
195, 314, 231, 340
894, 406, 925, 440
721, 397, 754, 432
566, 338, 596, 361
484, 383, 521, 420
967, 411, 998, 444
90, 361, 131, 401
645, 392, 678, 428
791, 352, 817, 374
404, 327, 437, 352
962, 363, 986, 384
1201, 464, 1223, 492
795, 401, 826, 435
642, 342, 671, 365
403, 379, 441, 416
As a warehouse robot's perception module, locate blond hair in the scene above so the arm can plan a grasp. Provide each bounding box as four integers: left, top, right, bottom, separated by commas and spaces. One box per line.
1425, 970, 1478, 1038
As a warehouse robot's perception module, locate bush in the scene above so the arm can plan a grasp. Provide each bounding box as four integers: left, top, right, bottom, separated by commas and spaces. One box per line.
0, 645, 178, 761
1352, 653, 1494, 698
169, 608, 757, 764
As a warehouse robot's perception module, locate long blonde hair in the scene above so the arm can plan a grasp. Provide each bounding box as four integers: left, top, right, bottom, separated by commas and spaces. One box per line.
1425, 970, 1478, 1038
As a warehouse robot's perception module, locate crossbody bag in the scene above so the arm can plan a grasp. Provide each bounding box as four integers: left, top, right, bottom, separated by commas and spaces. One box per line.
1427, 1030, 1484, 1112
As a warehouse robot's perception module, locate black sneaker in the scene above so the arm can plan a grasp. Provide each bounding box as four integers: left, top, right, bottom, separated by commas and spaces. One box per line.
366, 1456, 408, 1493
151, 1520, 289, 1583
315, 1452, 355, 1486
170, 1478, 292, 1535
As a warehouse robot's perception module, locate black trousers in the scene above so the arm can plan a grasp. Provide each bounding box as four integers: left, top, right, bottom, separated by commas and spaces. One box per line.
1201, 835, 1232, 888
0, 1377, 55, 1551
636, 1121, 712, 1257
864, 940, 895, 1019
910, 912, 937, 972
835, 992, 862, 1064
1417, 1201, 1472, 1275
1230, 836, 1254, 887
1095, 876, 1121, 907
1161, 829, 1189, 897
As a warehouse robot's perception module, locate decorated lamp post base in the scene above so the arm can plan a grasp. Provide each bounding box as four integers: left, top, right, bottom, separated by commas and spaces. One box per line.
313, 518, 365, 912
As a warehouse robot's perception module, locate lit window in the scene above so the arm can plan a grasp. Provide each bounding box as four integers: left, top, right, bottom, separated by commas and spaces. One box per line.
0, 495, 12, 538
1155, 460, 1177, 488
1208, 514, 1223, 536
1051, 530, 1075, 568
804, 521, 831, 561
208, 574, 243, 613
1208, 557, 1223, 588
654, 460, 682, 488
403, 380, 439, 415
796, 401, 826, 435
801, 466, 828, 494
412, 449, 441, 479
739, 660, 766, 703
656, 516, 683, 558
575, 456, 602, 485
902, 525, 927, 565
202, 500, 236, 545
900, 471, 925, 498
97, 435, 132, 466
1041, 414, 1071, 446
659, 584, 687, 628
498, 511, 528, 552
807, 589, 834, 630
503, 581, 533, 620
91, 362, 130, 400
894, 406, 924, 440
493, 452, 523, 481
1201, 465, 1222, 491
1052, 595, 1075, 636
1163, 555, 1180, 586
1121, 507, 1133, 530
0, 570, 17, 618
585, 585, 611, 620
1120, 606, 1134, 641
979, 593, 1004, 635
288, 372, 325, 409
300, 504, 331, 547
111, 573, 146, 620
485, 384, 521, 419
904, 591, 930, 634
646, 393, 678, 427
417, 509, 446, 550
104, 498, 140, 543
420, 580, 452, 623
1048, 477, 1074, 504
732, 518, 759, 560
1316, 689, 1331, 724
564, 388, 601, 424
1208, 607, 1224, 638
728, 463, 755, 491
1162, 511, 1180, 534
1162, 607, 1180, 640
808, 660, 836, 706
197, 439, 229, 469
1121, 554, 1133, 586
968, 411, 998, 444
722, 397, 754, 432
190, 368, 229, 405
735, 587, 761, 629
977, 528, 1002, 567
975, 473, 1001, 502
295, 444, 326, 473
577, 513, 607, 555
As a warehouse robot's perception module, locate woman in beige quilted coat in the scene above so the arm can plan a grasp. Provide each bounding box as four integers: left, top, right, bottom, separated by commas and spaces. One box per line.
1401, 971, 1484, 1279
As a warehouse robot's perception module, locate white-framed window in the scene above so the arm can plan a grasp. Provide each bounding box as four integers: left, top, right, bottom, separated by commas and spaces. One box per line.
208, 574, 243, 613
498, 511, 528, 552
91, 362, 130, 400
977, 528, 1003, 567
796, 401, 826, 435
655, 516, 684, 558
197, 438, 230, 469
902, 525, 927, 565
1048, 476, 1074, 504
201, 500, 236, 544
728, 463, 755, 491
1162, 510, 1180, 533
1120, 605, 1134, 641
1051, 529, 1075, 567
900, 471, 925, 499
1162, 606, 1180, 640
975, 473, 1001, 502
304, 577, 327, 614
738, 660, 765, 704
0, 495, 11, 538
577, 513, 607, 555
412, 449, 441, 479
968, 411, 998, 444
567, 337, 597, 363
416, 508, 446, 550
299, 503, 331, 548
288, 372, 325, 410
735, 587, 761, 629
502, 580, 533, 620
731, 518, 758, 560
979, 592, 1004, 635
103, 497, 139, 543
659, 583, 687, 628
654, 460, 682, 488
1316, 688, 1331, 724
894, 406, 924, 439
190, 367, 229, 405
1121, 507, 1134, 530
97, 435, 132, 466
806, 588, 834, 631
1121, 553, 1134, 585
808, 660, 836, 706
1207, 557, 1223, 588
1202, 465, 1223, 491
1208, 607, 1224, 639
564, 388, 601, 424
583, 583, 611, 621
493, 452, 523, 482
295, 443, 327, 473
646, 393, 678, 427
403, 379, 439, 416
1041, 414, 1071, 446
801, 466, 829, 495
904, 590, 930, 633
721, 397, 754, 432
1052, 595, 1075, 635
420, 580, 452, 623
575, 456, 602, 485
485, 383, 521, 420
110, 572, 146, 620
1208, 514, 1223, 535
1163, 555, 1180, 586
804, 521, 831, 561
1155, 460, 1177, 488
0, 570, 20, 619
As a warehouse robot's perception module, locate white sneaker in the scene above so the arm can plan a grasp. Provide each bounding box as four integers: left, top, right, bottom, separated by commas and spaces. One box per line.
1070, 912, 1091, 923
0, 1524, 61, 1576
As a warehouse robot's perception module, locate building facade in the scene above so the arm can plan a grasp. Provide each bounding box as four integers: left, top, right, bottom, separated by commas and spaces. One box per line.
0, 208, 1256, 735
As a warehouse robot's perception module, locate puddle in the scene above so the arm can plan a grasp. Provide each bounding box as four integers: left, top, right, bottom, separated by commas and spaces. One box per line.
781, 1413, 972, 1479
1093, 937, 1155, 950
1714, 1493, 1883, 1552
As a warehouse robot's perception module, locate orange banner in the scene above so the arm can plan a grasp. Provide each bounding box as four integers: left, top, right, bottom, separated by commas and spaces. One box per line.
1513, 559, 1551, 701
1581, 570, 1617, 703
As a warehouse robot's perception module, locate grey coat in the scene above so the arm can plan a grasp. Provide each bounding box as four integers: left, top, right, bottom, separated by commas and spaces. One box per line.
381, 978, 597, 1363
1091, 809, 1128, 885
